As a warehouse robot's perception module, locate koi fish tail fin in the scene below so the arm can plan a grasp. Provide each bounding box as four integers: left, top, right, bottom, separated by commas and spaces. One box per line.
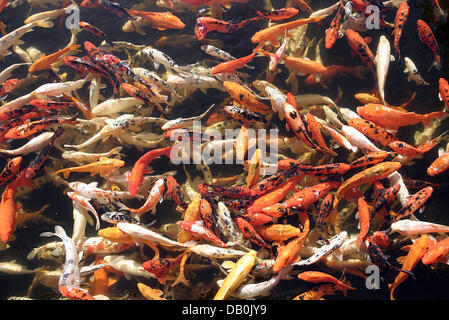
422, 111, 448, 126
398, 91, 416, 109
116, 202, 131, 212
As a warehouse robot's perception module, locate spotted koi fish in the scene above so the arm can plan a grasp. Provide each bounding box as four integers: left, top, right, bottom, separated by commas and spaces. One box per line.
0, 79, 18, 99
346, 118, 397, 147
4, 116, 77, 140
223, 81, 273, 115
142, 251, 186, 284
373, 184, 400, 216
235, 217, 267, 248
393, 1, 409, 60
394, 186, 433, 221
364, 236, 415, 278
195, 17, 262, 40
79, 22, 112, 45
350, 151, 390, 169
121, 178, 165, 215
345, 29, 376, 74
389, 139, 439, 157
252, 7, 299, 21
417, 19, 441, 71
59, 285, 95, 300
316, 193, 334, 241
166, 176, 187, 209
224, 105, 268, 124
0, 157, 22, 187
325, 0, 345, 50
24, 129, 59, 179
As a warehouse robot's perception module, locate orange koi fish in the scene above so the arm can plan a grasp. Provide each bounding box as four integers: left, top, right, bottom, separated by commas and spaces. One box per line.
0, 79, 18, 99
251, 16, 325, 46
260, 50, 327, 75
177, 198, 201, 243
247, 176, 301, 214
297, 271, 355, 293
294, 283, 342, 300
421, 236, 449, 265
345, 29, 376, 74
199, 198, 215, 231
195, 17, 261, 40
128, 146, 173, 196
166, 176, 187, 209
394, 186, 433, 221
427, 150, 449, 176
28, 44, 81, 73
350, 151, 390, 169
389, 139, 439, 157
283, 102, 317, 149
357, 104, 447, 130
59, 286, 95, 300
438, 78, 449, 111
212, 43, 263, 74
4, 116, 77, 140
235, 125, 249, 162
253, 7, 299, 21
389, 235, 432, 300
347, 118, 397, 147
393, 1, 409, 60
223, 81, 273, 115
356, 197, 370, 249
128, 9, 185, 30
52, 157, 124, 179
417, 19, 441, 71
242, 212, 273, 226
255, 224, 302, 242
0, 156, 22, 187
235, 217, 267, 248
334, 162, 402, 209
121, 178, 165, 215
137, 283, 167, 300
264, 181, 340, 216
325, 0, 345, 50
306, 113, 337, 156
142, 252, 186, 284
273, 212, 309, 272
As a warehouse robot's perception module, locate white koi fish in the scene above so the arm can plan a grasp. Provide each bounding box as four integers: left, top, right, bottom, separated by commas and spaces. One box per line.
190, 244, 247, 259
67, 192, 100, 230
293, 231, 348, 266
265, 86, 287, 120
0, 131, 54, 156
375, 35, 392, 104
34, 78, 87, 97
24, 3, 78, 23
391, 219, 449, 236
403, 57, 429, 86
62, 147, 123, 165
342, 125, 382, 153
91, 97, 142, 116
40, 225, 80, 288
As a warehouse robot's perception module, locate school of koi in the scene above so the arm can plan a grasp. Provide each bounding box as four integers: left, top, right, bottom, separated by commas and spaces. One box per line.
0, 0, 449, 301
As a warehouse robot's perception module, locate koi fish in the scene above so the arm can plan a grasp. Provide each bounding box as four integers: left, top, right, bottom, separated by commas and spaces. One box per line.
427, 148, 449, 176
128, 10, 185, 30
350, 151, 390, 169
375, 35, 391, 104
0, 132, 55, 156
179, 221, 226, 247
347, 118, 397, 147
316, 194, 333, 241
128, 146, 173, 196
306, 113, 338, 156
142, 251, 186, 284
334, 162, 402, 209
394, 186, 433, 221
213, 250, 257, 300
166, 176, 187, 209
355, 198, 370, 249
297, 271, 355, 293
67, 192, 100, 230
357, 104, 447, 130
391, 220, 449, 236
235, 217, 267, 248
223, 81, 273, 115
260, 50, 327, 75
269, 30, 288, 72
212, 43, 262, 74
252, 7, 299, 21
342, 125, 382, 153
403, 57, 429, 86
100, 212, 155, 227
373, 184, 400, 215
195, 17, 261, 40
0, 79, 18, 99
4, 115, 77, 140
119, 178, 165, 215
251, 16, 325, 46
0, 157, 22, 187
345, 29, 376, 74
393, 1, 409, 60
389, 235, 431, 300
421, 236, 449, 265
295, 231, 348, 266
417, 19, 441, 71
255, 224, 302, 242
29, 44, 80, 73
137, 283, 166, 300
79, 22, 112, 44
59, 285, 95, 300
325, 0, 345, 50
389, 139, 439, 157
364, 236, 416, 278
52, 157, 124, 179
439, 78, 449, 111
